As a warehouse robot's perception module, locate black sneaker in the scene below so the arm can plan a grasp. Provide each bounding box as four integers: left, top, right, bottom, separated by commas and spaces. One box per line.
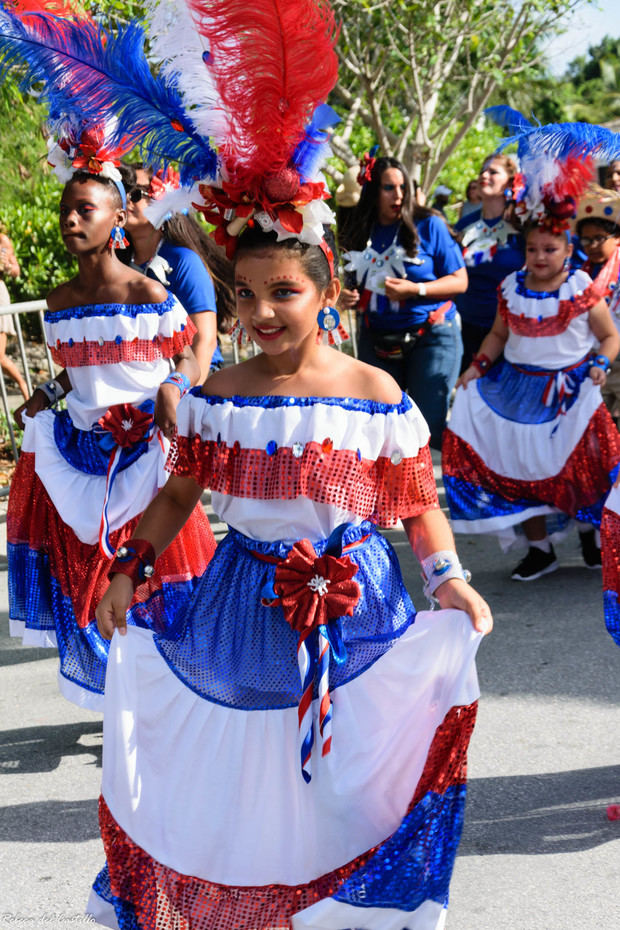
511, 545, 558, 581
579, 528, 601, 569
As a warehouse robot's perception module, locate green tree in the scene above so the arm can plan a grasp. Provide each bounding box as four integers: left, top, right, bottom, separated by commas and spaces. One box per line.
329, 0, 590, 190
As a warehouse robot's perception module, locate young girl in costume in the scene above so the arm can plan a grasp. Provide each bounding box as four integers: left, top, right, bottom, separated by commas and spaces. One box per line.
120, 162, 235, 378
443, 112, 620, 581
6, 139, 215, 710
0, 2, 232, 710
27, 0, 495, 925
92, 217, 492, 930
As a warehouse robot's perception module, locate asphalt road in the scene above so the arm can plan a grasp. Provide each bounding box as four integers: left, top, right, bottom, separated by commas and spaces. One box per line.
1, 473, 620, 930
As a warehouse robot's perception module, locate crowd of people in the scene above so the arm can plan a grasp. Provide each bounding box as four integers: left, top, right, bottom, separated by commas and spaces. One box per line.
0, 1, 619, 929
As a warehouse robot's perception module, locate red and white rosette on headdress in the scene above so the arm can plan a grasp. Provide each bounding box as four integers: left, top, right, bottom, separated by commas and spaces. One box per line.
46, 121, 128, 197
143, 164, 202, 229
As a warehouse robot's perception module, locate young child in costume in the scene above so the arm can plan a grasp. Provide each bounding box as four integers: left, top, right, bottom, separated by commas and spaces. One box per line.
443, 110, 620, 581
93, 224, 492, 930
74, 1, 491, 927
575, 185, 620, 422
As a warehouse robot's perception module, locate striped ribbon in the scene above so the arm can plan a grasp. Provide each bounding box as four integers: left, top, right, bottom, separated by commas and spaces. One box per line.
253, 529, 366, 782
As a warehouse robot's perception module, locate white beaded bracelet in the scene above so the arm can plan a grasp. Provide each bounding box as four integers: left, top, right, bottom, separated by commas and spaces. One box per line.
420, 549, 471, 603
36, 379, 65, 406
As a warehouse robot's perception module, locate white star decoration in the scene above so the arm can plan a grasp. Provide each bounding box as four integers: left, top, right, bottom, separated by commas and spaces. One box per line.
307, 575, 330, 596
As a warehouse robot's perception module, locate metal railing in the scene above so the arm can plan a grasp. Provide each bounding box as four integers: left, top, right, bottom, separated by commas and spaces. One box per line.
0, 300, 54, 496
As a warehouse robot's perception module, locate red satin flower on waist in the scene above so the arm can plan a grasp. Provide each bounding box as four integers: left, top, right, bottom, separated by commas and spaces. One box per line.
97, 403, 153, 448
273, 538, 361, 634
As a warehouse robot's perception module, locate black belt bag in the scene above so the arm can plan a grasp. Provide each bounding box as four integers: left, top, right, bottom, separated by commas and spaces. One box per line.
372, 323, 431, 360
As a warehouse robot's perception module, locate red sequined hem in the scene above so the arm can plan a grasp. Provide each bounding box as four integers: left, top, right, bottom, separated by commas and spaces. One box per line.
497, 286, 598, 337
172, 438, 440, 527
7, 453, 215, 628
602, 508, 620, 593
99, 702, 477, 930
443, 404, 620, 515
50, 320, 196, 367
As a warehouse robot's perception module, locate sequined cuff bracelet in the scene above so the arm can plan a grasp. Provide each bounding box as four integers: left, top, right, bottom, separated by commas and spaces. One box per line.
36, 378, 65, 406
420, 550, 471, 601
109, 538, 156, 589
590, 354, 610, 373
471, 353, 492, 375
162, 371, 191, 397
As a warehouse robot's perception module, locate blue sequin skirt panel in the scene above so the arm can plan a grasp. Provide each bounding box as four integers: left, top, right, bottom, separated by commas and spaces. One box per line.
154, 522, 416, 710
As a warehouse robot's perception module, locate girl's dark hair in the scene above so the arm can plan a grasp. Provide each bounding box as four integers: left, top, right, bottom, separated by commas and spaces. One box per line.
67, 170, 123, 209
235, 225, 337, 292
576, 216, 620, 237
338, 155, 439, 257
119, 162, 236, 333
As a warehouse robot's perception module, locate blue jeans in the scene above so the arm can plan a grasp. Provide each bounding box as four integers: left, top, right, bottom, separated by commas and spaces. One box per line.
358, 320, 463, 449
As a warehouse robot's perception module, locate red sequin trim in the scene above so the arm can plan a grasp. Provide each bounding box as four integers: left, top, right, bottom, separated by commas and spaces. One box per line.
497, 285, 599, 338
173, 438, 440, 527
443, 404, 620, 515
7, 452, 215, 628
602, 508, 620, 594
50, 321, 196, 368
99, 701, 478, 929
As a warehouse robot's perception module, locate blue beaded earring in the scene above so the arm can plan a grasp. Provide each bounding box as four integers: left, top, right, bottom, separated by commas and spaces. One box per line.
318, 306, 348, 346
317, 306, 340, 333
109, 225, 129, 250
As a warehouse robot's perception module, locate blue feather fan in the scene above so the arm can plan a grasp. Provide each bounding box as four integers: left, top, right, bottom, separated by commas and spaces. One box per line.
485, 104, 620, 163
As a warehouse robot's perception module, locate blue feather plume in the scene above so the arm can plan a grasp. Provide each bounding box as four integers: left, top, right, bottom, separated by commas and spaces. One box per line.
0, 7, 217, 183
485, 104, 620, 164
292, 103, 340, 183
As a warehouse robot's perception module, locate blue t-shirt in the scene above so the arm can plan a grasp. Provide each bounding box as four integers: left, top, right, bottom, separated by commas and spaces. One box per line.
360, 215, 465, 331
143, 240, 223, 367
454, 208, 525, 329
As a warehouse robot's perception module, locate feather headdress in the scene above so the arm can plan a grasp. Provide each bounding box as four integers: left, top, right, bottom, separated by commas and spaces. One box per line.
486, 105, 620, 232
0, 4, 218, 185
144, 0, 340, 257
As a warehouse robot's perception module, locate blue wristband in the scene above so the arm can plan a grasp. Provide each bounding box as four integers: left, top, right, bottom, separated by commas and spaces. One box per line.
162, 371, 191, 397
590, 354, 610, 373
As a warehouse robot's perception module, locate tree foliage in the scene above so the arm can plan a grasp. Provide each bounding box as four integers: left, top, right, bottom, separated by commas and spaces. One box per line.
329, 0, 588, 189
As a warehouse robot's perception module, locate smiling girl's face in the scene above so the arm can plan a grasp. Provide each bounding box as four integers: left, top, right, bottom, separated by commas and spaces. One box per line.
234, 249, 338, 356
525, 226, 572, 289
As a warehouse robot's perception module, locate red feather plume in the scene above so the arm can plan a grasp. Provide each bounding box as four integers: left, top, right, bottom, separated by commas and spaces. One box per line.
551, 155, 594, 203
188, 0, 338, 195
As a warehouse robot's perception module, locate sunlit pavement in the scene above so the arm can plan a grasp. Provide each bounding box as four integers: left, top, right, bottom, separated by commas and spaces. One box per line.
1, 463, 619, 929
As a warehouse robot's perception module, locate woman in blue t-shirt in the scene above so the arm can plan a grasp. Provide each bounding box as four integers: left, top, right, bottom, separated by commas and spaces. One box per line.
339, 155, 467, 448
454, 153, 525, 370
121, 164, 235, 378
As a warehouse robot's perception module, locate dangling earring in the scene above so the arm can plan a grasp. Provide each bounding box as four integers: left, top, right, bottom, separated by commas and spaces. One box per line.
109, 225, 129, 250
563, 256, 570, 270
317, 306, 348, 347
230, 318, 250, 347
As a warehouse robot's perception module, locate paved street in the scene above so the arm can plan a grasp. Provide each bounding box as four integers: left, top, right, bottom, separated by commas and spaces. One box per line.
1, 471, 620, 929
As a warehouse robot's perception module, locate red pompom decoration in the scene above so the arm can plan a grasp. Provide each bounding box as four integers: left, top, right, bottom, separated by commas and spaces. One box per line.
262, 167, 301, 204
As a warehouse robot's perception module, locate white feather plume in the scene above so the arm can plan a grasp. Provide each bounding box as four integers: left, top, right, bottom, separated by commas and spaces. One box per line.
144, 0, 227, 146
143, 181, 203, 229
